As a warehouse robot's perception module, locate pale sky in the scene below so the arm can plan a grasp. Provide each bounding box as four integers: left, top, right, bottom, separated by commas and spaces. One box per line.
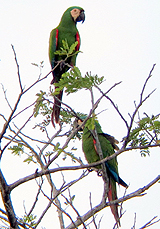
0, 1, 160, 228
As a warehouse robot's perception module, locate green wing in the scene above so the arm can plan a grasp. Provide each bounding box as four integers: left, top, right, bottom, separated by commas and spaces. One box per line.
49, 28, 58, 74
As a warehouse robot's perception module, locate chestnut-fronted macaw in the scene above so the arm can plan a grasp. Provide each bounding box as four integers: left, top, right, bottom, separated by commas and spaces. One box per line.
78, 118, 128, 226
49, 6, 85, 126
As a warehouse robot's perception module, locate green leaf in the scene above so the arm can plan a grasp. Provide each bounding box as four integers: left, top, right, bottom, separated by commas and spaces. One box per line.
140, 149, 150, 157
20, 214, 37, 227
69, 41, 78, 55
62, 39, 69, 51
62, 151, 78, 163
34, 90, 46, 117
31, 63, 39, 67
85, 116, 97, 130
8, 143, 24, 156
54, 40, 79, 58
54, 142, 60, 151
23, 155, 36, 164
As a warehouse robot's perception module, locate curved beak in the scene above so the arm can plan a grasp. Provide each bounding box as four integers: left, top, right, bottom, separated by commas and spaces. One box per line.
76, 10, 85, 23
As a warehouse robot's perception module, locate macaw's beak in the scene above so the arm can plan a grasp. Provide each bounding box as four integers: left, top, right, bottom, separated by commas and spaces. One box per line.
76, 10, 85, 23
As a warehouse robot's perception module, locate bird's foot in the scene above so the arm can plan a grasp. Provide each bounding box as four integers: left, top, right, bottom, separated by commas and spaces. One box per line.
87, 168, 93, 172
97, 170, 103, 176
59, 60, 66, 71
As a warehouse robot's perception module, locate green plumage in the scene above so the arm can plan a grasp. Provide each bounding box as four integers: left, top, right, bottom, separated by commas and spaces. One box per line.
49, 7, 85, 126
49, 7, 81, 80
82, 121, 118, 171
81, 119, 128, 225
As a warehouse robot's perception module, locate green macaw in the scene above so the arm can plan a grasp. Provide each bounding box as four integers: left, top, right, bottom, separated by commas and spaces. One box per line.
49, 6, 85, 127
77, 118, 128, 226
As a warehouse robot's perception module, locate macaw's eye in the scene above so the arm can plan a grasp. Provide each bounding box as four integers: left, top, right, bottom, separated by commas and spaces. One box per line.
74, 9, 79, 13
70, 8, 81, 19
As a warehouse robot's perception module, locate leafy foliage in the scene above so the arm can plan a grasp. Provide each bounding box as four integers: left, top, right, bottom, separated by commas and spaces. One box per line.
54, 67, 104, 95
54, 39, 80, 57
20, 214, 37, 227
9, 143, 37, 164
8, 143, 24, 156
34, 84, 90, 129
59, 110, 74, 125
34, 90, 52, 118
62, 150, 79, 163
129, 114, 160, 156
83, 115, 98, 131
31, 61, 44, 69
33, 90, 53, 130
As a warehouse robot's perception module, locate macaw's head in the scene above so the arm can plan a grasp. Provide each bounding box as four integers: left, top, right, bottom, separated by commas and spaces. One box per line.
70, 7, 85, 23
73, 116, 87, 131
61, 6, 85, 24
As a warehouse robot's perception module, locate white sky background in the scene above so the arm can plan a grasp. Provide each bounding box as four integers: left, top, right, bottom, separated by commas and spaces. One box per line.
0, 0, 160, 228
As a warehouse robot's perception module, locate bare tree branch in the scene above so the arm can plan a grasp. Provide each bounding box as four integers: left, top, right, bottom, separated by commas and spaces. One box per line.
123, 64, 156, 148
95, 85, 129, 129
8, 142, 160, 191
11, 45, 23, 92
0, 170, 19, 228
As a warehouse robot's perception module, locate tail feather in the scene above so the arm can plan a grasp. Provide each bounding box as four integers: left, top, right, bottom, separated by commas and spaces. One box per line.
105, 163, 127, 226
51, 89, 63, 127
108, 179, 120, 227
105, 162, 128, 188
119, 177, 128, 188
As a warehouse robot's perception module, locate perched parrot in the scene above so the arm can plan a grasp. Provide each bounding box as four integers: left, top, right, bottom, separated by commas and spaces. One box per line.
77, 118, 128, 226
49, 6, 85, 126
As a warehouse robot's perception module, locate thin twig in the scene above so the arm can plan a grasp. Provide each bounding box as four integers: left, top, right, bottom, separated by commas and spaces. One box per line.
123, 64, 156, 148
131, 213, 136, 229
140, 64, 156, 102
27, 179, 44, 216
0, 83, 13, 111
139, 216, 160, 229
11, 45, 23, 92
89, 193, 98, 229
62, 194, 87, 229
0, 92, 22, 149
12, 101, 36, 119
95, 85, 129, 129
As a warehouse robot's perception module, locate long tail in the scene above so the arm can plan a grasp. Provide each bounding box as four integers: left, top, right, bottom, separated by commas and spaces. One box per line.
106, 162, 128, 226
105, 162, 128, 188
108, 178, 120, 227
51, 89, 63, 127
